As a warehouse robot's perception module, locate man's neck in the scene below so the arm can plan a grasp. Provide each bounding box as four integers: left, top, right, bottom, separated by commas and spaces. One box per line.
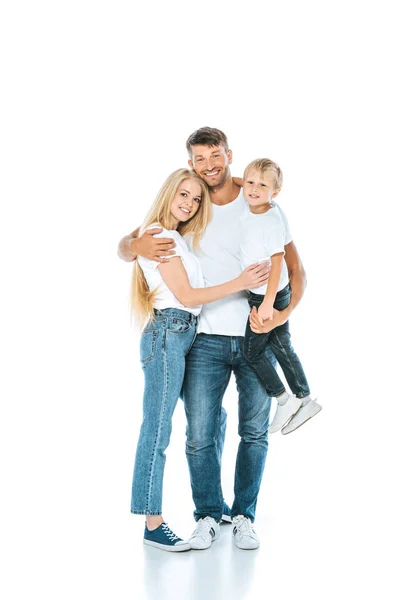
209, 176, 241, 206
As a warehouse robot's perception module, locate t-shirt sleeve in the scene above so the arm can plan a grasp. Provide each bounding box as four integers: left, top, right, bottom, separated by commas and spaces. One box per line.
137, 226, 183, 272
277, 206, 293, 245
263, 224, 286, 258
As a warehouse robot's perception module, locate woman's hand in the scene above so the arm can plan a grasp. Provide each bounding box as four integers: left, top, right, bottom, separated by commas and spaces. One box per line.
238, 263, 271, 291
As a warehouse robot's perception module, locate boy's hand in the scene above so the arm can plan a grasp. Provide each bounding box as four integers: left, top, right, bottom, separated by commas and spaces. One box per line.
135, 227, 176, 262
257, 301, 274, 324
249, 306, 288, 334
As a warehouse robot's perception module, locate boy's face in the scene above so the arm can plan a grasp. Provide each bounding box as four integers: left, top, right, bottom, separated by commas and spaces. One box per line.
243, 168, 280, 212
188, 144, 232, 189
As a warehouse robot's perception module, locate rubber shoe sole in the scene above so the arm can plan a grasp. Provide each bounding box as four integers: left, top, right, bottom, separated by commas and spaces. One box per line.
143, 539, 191, 552
281, 401, 322, 434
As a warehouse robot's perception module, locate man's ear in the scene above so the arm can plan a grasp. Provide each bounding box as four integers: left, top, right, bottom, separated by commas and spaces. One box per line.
227, 149, 233, 164
188, 159, 194, 170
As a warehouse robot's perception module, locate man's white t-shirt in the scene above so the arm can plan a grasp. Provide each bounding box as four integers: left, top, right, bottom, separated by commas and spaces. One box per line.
138, 226, 204, 317
240, 202, 290, 295
186, 191, 293, 336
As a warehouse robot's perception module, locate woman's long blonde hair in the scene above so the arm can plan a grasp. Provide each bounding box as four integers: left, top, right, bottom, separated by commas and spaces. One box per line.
131, 168, 211, 329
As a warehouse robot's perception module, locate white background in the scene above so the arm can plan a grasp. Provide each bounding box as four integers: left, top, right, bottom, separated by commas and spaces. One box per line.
1, 1, 399, 599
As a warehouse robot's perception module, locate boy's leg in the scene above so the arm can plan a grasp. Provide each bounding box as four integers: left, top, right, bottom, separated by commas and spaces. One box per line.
182, 334, 232, 522
269, 322, 311, 399
269, 283, 310, 399
243, 316, 287, 398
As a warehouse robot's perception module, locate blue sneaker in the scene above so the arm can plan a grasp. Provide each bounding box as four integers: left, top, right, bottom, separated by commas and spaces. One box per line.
221, 502, 232, 523
143, 523, 191, 552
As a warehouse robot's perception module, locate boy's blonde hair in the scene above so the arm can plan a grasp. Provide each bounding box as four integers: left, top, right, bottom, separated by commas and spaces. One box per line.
131, 168, 211, 328
244, 158, 283, 191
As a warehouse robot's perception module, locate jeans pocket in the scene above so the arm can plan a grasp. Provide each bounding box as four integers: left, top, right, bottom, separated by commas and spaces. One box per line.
140, 329, 158, 364
274, 291, 291, 311
167, 318, 191, 334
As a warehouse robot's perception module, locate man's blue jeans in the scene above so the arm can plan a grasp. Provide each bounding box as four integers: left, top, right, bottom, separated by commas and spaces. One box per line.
131, 308, 198, 515
182, 333, 274, 523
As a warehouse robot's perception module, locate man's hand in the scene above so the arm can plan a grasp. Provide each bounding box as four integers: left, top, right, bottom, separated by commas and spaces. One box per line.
118, 227, 177, 262
135, 227, 177, 262
249, 306, 289, 334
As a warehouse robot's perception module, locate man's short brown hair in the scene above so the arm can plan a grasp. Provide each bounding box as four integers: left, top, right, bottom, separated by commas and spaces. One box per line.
186, 127, 229, 157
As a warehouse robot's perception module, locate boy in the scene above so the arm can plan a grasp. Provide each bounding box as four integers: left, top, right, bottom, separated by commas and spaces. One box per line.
240, 158, 322, 434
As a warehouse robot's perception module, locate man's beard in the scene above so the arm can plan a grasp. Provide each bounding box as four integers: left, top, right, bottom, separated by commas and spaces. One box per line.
205, 166, 230, 191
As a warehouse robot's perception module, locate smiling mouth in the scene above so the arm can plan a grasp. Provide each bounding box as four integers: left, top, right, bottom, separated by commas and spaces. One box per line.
204, 170, 220, 177
179, 207, 190, 214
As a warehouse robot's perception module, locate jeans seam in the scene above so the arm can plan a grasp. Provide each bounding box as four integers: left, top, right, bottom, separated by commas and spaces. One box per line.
270, 330, 306, 397
145, 326, 169, 513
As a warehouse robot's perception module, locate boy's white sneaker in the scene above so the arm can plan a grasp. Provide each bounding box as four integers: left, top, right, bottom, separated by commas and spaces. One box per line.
232, 516, 260, 549
188, 517, 220, 550
281, 399, 322, 434
268, 394, 302, 433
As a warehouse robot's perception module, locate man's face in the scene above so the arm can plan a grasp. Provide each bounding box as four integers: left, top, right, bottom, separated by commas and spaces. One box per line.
188, 144, 232, 189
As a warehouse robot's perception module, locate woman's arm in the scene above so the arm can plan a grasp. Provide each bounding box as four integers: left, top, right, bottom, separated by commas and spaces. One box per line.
158, 257, 270, 307
117, 227, 177, 262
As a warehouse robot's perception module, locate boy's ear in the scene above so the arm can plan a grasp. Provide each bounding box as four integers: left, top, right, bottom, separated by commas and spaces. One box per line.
271, 188, 281, 199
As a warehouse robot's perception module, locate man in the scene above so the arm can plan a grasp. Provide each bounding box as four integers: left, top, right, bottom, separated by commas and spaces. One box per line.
118, 127, 307, 549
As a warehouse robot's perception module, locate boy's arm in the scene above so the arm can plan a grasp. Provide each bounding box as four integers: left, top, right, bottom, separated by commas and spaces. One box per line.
117, 227, 177, 263
250, 241, 307, 333
257, 254, 284, 323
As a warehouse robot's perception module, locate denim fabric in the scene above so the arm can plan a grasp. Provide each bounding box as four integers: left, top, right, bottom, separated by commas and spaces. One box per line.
182, 333, 275, 523
131, 308, 198, 515
243, 284, 310, 399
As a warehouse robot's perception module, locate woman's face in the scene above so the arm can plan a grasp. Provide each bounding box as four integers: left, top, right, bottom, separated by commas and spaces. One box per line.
170, 178, 203, 226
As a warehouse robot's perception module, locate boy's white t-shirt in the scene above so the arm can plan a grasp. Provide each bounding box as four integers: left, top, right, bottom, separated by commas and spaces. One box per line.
138, 226, 204, 317
186, 191, 293, 336
240, 202, 290, 295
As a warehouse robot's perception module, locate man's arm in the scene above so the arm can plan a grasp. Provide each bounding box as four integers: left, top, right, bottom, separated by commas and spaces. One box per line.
117, 227, 177, 263
249, 241, 307, 334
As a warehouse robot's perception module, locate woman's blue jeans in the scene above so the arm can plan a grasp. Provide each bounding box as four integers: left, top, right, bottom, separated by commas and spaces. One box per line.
131, 308, 198, 515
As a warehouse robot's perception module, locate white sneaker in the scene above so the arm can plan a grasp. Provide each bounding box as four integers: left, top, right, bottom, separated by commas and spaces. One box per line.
188, 517, 220, 550
281, 399, 322, 434
268, 394, 302, 433
232, 516, 260, 550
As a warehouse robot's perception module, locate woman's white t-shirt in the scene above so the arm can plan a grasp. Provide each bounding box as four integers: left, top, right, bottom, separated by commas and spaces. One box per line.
138, 226, 204, 317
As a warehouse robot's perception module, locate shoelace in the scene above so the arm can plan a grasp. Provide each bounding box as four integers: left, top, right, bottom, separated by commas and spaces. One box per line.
235, 517, 256, 537
192, 517, 215, 541
161, 523, 179, 541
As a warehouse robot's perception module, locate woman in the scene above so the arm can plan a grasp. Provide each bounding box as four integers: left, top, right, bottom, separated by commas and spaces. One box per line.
130, 168, 268, 551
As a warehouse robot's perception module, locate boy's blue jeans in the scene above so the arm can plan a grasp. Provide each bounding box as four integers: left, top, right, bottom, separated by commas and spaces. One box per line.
182, 333, 274, 523
131, 308, 198, 515
243, 284, 310, 399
